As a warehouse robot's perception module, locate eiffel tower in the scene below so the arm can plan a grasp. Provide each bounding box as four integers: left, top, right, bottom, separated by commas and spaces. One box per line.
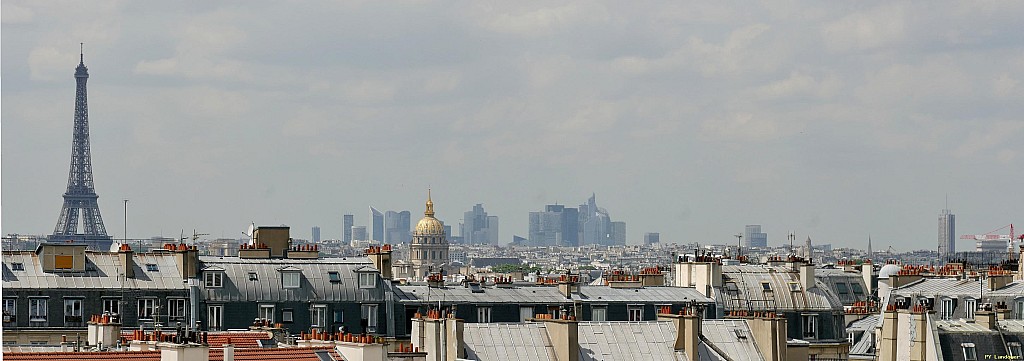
49, 46, 113, 250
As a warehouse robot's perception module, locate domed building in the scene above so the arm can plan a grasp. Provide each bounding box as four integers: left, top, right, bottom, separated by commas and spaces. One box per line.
409, 191, 448, 280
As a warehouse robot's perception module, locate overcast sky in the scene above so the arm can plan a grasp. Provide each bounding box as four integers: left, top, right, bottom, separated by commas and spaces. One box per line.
2, 1, 1022, 250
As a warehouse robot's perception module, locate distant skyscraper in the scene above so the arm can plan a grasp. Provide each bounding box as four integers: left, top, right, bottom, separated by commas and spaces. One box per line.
611, 221, 626, 245
529, 204, 579, 247
579, 194, 619, 246
369, 207, 384, 242
939, 209, 956, 259
350, 226, 367, 242
311, 226, 321, 243
384, 210, 411, 244
462, 204, 499, 245
343, 214, 354, 243
744, 225, 768, 248
49, 49, 112, 250
643, 232, 660, 245
805, 236, 813, 259
867, 235, 872, 255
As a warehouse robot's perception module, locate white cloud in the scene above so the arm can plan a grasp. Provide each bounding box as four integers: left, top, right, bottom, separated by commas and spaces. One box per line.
822, 4, 907, 52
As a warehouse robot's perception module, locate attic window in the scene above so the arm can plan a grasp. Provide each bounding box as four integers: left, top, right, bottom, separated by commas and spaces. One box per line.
835, 282, 849, 295
328, 272, 341, 283
725, 282, 739, 294
789, 282, 801, 292
145, 264, 158, 272
282, 271, 301, 289
761, 282, 772, 292
11, 263, 24, 271
248, 272, 258, 281
962, 343, 977, 361
1008, 342, 1021, 357
850, 282, 864, 295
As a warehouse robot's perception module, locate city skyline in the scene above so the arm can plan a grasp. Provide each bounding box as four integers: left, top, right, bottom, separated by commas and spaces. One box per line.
2, 2, 1022, 250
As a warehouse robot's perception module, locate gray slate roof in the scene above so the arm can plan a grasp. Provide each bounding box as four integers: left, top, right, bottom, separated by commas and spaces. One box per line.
197, 256, 384, 303
2, 251, 186, 290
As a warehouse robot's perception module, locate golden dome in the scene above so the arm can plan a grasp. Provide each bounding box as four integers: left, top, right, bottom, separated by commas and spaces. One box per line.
414, 189, 445, 236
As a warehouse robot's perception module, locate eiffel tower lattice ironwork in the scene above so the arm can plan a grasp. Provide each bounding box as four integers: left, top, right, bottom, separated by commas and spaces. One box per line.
50, 47, 112, 248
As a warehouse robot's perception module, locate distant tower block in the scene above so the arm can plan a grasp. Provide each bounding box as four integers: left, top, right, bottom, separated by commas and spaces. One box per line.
50, 46, 112, 250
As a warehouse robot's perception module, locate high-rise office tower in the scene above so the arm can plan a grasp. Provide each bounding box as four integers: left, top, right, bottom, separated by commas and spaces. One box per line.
579, 194, 618, 245
528, 204, 579, 247
744, 225, 768, 248
939, 209, 956, 259
462, 204, 499, 245
49, 49, 112, 250
384, 210, 411, 244
644, 232, 660, 245
611, 222, 626, 245
805, 236, 813, 259
350, 226, 367, 242
369, 207, 384, 242
311, 226, 321, 243
343, 214, 354, 243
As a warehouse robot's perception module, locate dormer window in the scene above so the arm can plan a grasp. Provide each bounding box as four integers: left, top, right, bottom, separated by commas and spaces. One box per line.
204, 271, 224, 288
282, 271, 301, 289
359, 272, 377, 288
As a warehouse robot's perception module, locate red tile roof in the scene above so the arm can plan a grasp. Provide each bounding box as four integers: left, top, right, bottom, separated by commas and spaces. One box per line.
3, 346, 343, 361
120, 331, 272, 349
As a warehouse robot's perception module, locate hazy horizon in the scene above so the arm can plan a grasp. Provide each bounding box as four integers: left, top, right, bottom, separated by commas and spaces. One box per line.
3, 2, 1022, 251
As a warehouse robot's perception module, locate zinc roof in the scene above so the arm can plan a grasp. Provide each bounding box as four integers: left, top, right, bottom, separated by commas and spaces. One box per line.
396, 285, 573, 304
715, 265, 843, 312
2, 252, 186, 290
197, 256, 384, 303
463, 322, 556, 361
577, 321, 684, 361
698, 319, 765, 361
573, 286, 713, 304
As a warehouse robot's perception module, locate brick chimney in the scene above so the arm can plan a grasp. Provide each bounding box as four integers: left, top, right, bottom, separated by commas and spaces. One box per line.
977, 308, 998, 330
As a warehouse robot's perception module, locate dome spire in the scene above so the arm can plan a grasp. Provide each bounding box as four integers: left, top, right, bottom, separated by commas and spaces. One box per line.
424, 189, 434, 217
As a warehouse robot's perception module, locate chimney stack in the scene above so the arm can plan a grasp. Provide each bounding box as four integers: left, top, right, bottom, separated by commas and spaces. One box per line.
861, 263, 873, 295
223, 342, 234, 361
541, 318, 580, 361
657, 308, 700, 361
879, 305, 899, 361
799, 264, 815, 291
118, 244, 134, 278
367, 245, 394, 280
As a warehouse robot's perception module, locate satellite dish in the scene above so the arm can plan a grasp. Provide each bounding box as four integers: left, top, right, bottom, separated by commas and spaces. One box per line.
244, 222, 256, 245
